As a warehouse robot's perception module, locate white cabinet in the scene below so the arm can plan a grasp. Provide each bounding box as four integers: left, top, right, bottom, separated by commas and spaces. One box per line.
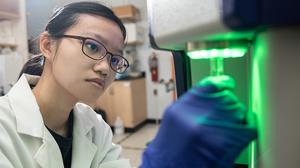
124, 23, 144, 45
0, 53, 23, 93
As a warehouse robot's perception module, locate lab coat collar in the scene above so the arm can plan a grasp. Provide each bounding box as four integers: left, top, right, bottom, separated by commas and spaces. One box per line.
7, 74, 97, 138
72, 104, 99, 167
7, 74, 44, 138
73, 103, 97, 136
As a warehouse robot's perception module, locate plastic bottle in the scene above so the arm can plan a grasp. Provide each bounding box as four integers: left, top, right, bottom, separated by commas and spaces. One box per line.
114, 116, 124, 135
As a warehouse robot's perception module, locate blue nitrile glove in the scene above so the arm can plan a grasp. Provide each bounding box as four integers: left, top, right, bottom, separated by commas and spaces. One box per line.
140, 75, 257, 168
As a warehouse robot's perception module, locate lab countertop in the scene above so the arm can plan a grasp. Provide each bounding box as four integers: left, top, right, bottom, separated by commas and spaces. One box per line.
115, 71, 145, 81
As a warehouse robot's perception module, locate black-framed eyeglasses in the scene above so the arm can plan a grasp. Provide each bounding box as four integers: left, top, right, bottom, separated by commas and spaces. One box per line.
53, 34, 129, 73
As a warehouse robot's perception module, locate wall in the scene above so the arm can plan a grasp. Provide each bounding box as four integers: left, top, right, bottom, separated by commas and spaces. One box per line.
0, 0, 28, 93
26, 0, 56, 39
26, 0, 174, 120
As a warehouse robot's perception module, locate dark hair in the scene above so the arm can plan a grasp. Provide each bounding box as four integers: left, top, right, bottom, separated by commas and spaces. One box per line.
45, 1, 126, 40
18, 55, 44, 79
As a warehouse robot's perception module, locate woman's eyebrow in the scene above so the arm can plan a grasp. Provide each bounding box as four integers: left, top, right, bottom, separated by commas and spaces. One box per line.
85, 32, 108, 44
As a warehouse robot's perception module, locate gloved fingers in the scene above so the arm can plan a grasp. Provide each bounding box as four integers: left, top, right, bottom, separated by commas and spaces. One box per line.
197, 75, 236, 93
217, 127, 257, 165
214, 103, 246, 124
175, 86, 246, 123
215, 91, 245, 112
186, 123, 257, 166
190, 87, 241, 108
194, 112, 256, 132
193, 123, 257, 152
191, 78, 238, 102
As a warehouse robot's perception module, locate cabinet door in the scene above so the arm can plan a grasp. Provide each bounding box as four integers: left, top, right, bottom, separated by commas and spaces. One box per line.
130, 79, 147, 126
113, 79, 147, 128
96, 85, 116, 125
112, 81, 134, 127
96, 79, 147, 128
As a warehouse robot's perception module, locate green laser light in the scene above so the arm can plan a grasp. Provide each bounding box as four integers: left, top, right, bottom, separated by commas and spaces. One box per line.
187, 46, 248, 76
187, 48, 247, 59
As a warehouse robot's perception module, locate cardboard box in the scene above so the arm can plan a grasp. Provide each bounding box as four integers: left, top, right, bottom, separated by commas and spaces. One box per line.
112, 5, 140, 22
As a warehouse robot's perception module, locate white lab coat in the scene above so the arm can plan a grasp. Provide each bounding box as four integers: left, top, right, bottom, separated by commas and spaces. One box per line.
0, 75, 131, 168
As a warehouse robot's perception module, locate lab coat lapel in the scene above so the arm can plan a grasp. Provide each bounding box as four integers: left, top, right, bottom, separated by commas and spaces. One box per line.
8, 75, 44, 137
71, 104, 98, 168
34, 129, 64, 168
72, 131, 97, 168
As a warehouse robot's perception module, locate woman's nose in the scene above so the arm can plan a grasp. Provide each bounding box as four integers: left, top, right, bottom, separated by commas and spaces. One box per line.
93, 57, 111, 76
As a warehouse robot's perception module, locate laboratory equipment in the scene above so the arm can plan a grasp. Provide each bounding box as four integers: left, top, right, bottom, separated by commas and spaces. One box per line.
147, 0, 300, 167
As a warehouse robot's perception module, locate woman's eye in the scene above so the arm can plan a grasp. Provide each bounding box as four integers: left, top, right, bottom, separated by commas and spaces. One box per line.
84, 41, 99, 53
111, 57, 120, 66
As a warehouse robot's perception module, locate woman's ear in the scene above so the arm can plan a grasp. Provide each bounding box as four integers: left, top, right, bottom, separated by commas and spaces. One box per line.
39, 32, 55, 62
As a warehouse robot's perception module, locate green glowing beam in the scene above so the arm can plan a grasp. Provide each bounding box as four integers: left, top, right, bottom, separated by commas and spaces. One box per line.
187, 48, 247, 59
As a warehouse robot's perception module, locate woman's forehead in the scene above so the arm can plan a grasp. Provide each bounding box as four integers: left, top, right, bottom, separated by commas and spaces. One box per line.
68, 14, 125, 52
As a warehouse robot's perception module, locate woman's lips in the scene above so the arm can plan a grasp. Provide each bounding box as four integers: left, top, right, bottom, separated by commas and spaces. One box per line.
86, 78, 105, 89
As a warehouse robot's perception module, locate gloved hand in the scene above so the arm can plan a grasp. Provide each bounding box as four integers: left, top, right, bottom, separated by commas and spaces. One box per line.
140, 75, 257, 168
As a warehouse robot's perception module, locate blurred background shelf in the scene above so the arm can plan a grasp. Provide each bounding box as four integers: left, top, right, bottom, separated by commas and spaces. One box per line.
112, 5, 140, 22
0, 43, 17, 49
0, 0, 19, 20
0, 11, 19, 20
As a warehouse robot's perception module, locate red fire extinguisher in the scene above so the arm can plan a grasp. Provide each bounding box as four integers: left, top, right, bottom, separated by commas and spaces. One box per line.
149, 52, 159, 82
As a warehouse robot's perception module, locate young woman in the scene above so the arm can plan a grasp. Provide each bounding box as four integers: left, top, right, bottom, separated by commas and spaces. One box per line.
0, 1, 256, 168
0, 2, 130, 168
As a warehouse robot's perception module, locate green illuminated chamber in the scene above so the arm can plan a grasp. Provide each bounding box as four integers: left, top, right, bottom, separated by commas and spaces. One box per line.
187, 40, 251, 165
